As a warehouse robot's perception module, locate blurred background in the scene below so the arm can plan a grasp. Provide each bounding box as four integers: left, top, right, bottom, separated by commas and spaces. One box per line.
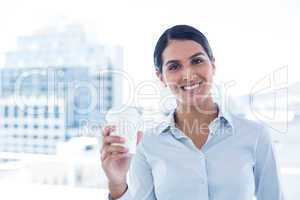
0, 0, 299, 199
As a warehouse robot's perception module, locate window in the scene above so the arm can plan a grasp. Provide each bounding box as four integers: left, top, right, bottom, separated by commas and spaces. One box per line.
33, 106, 39, 118
4, 106, 9, 117
44, 106, 49, 118
54, 106, 59, 118
54, 135, 59, 140
23, 106, 28, 117
13, 106, 18, 118
107, 75, 112, 81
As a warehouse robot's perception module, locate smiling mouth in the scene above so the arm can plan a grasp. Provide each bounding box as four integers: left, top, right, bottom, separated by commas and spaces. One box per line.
180, 80, 204, 91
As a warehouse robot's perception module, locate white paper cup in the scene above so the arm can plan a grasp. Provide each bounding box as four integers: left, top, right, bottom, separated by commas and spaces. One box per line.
105, 106, 143, 154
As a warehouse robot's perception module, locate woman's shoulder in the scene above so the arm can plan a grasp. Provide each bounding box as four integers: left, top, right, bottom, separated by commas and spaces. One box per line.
140, 122, 166, 142
230, 113, 265, 129
229, 113, 272, 142
137, 120, 171, 152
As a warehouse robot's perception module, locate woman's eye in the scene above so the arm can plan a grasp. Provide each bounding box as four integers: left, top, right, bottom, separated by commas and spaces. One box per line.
191, 57, 203, 65
168, 63, 180, 71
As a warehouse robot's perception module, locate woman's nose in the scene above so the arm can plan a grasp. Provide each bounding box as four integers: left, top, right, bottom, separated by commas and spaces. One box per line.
182, 66, 196, 82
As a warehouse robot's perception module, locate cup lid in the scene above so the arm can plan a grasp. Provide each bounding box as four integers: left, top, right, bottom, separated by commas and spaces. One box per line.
105, 105, 143, 122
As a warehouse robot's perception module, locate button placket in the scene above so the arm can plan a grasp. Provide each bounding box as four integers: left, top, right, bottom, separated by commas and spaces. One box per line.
199, 156, 208, 183
199, 157, 210, 200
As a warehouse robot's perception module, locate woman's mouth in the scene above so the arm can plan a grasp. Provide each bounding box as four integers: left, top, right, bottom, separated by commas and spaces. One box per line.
180, 80, 204, 91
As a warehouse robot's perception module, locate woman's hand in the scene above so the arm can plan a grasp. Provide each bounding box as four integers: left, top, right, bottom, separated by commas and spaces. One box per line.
100, 125, 143, 198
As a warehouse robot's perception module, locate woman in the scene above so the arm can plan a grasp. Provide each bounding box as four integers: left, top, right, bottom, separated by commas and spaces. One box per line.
101, 25, 284, 200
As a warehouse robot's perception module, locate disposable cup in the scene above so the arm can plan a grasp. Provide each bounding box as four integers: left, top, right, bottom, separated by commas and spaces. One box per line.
105, 106, 143, 154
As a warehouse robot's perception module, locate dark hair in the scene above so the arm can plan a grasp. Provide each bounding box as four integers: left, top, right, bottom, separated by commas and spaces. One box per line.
153, 25, 214, 73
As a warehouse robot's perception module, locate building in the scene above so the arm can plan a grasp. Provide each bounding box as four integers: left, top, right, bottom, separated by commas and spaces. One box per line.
0, 22, 123, 154
0, 96, 65, 154
0, 23, 122, 128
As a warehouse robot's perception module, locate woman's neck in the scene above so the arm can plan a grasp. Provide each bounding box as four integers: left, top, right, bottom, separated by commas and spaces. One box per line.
175, 97, 218, 137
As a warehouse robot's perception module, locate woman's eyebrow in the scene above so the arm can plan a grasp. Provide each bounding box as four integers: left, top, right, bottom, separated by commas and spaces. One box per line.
165, 59, 179, 66
164, 52, 206, 66
189, 52, 205, 59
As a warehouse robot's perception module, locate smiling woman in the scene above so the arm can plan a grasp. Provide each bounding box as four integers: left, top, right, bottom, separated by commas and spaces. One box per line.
101, 25, 284, 200
157, 39, 215, 111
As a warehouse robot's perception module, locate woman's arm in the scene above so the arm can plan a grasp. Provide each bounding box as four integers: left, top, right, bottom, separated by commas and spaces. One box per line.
109, 140, 157, 200
254, 126, 285, 200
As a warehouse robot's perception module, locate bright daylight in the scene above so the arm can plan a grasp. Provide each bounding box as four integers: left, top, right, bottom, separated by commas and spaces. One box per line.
0, 0, 299, 199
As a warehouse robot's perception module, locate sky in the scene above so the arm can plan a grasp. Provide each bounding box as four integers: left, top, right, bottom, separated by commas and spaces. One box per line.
0, 0, 299, 101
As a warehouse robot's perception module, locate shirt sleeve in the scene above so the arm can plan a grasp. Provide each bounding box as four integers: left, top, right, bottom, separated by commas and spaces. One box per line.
108, 141, 157, 200
254, 126, 285, 200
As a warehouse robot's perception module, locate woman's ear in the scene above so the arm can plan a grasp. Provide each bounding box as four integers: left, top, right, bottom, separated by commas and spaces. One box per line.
156, 69, 167, 87
211, 57, 216, 75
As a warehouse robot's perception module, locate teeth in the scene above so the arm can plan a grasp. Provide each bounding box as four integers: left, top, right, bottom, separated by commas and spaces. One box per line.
184, 84, 199, 90
182, 81, 202, 91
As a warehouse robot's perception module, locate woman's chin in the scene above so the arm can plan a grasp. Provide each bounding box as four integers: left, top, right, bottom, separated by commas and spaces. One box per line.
179, 94, 209, 107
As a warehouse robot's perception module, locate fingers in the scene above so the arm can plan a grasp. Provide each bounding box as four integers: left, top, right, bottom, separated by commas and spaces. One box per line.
101, 125, 125, 148
103, 135, 125, 146
100, 126, 143, 162
102, 125, 115, 137
101, 145, 129, 161
101, 125, 129, 162
110, 152, 131, 160
101, 135, 126, 161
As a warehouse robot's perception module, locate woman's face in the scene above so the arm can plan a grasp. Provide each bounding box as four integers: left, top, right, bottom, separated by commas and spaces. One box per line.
157, 39, 215, 107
